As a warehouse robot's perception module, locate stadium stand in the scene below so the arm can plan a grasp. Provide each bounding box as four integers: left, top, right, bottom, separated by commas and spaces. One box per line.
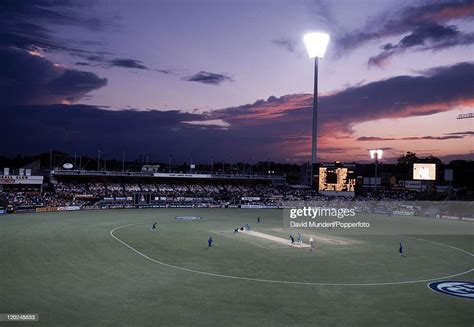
1, 165, 470, 215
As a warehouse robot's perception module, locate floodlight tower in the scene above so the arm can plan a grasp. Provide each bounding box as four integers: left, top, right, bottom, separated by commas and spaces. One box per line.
304, 32, 330, 190
369, 149, 383, 192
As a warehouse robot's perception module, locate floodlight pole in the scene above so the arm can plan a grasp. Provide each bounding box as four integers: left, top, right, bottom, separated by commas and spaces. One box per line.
311, 57, 319, 190
374, 157, 378, 192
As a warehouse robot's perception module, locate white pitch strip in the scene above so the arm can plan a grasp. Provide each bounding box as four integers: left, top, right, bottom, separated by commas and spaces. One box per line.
241, 230, 310, 248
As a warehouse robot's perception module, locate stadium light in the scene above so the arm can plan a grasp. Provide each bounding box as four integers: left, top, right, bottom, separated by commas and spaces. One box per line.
369, 149, 383, 192
304, 32, 330, 190
369, 149, 383, 160
303, 32, 330, 59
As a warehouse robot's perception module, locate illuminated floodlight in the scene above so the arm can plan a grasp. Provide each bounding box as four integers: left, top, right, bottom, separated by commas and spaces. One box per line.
369, 149, 383, 160
305, 32, 330, 189
304, 32, 330, 59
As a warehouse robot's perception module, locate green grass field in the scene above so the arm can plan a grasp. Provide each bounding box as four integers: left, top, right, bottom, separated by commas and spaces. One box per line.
1, 208, 472, 326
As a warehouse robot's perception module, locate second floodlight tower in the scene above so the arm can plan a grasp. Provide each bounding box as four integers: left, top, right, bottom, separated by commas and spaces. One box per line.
304, 32, 330, 189
369, 149, 383, 192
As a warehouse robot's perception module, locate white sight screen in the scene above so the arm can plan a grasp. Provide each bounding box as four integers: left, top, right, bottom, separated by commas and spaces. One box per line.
413, 163, 436, 180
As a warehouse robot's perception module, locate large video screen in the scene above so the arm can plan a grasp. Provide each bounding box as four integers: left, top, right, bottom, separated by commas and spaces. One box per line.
319, 167, 355, 192
413, 163, 436, 180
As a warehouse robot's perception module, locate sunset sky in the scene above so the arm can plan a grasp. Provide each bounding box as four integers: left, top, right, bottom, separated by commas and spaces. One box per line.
1, 0, 473, 163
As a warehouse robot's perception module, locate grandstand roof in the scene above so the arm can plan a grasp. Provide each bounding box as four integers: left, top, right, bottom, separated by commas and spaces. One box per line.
51, 169, 286, 182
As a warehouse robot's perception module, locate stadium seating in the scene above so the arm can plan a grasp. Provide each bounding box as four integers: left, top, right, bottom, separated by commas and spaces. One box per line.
2, 176, 448, 212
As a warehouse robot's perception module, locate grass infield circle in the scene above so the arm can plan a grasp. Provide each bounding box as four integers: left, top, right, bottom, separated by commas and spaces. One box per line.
110, 222, 473, 287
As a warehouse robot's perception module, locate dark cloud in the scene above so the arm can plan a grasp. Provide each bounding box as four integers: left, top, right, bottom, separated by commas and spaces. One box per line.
0, 0, 109, 53
0, 104, 273, 161
208, 61, 474, 159
155, 69, 175, 75
77, 55, 174, 73
357, 137, 396, 141
183, 71, 233, 85
358, 131, 474, 142
400, 24, 459, 47
0, 0, 160, 73
381, 43, 398, 51
357, 135, 467, 141
107, 58, 148, 70
446, 131, 474, 136
318, 61, 474, 134
369, 24, 474, 67
409, 108, 447, 116
85, 54, 105, 62
0, 46, 107, 105
336, 0, 474, 54
402, 135, 464, 140
212, 61, 474, 136
2, 62, 472, 162
272, 38, 297, 53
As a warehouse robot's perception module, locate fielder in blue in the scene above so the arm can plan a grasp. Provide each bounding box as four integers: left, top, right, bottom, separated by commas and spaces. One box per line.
208, 236, 213, 248
399, 242, 403, 256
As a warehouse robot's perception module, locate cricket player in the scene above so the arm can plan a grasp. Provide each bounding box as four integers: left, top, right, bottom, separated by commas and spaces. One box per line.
399, 242, 403, 256
208, 236, 213, 247
290, 235, 295, 244
257, 216, 261, 224
151, 222, 157, 230
297, 233, 302, 244
309, 237, 314, 251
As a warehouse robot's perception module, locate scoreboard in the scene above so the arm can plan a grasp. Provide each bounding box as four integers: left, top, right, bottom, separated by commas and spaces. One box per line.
318, 163, 355, 196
